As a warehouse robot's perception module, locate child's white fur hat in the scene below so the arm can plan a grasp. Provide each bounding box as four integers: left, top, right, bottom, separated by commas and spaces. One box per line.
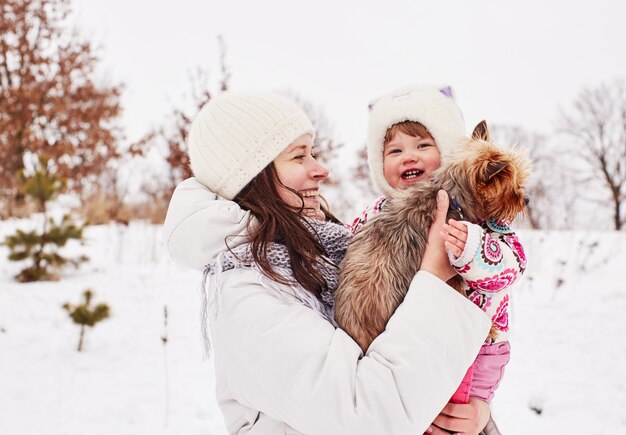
367, 85, 465, 196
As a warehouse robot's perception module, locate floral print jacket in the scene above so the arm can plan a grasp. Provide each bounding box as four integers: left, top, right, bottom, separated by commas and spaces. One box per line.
451, 218, 526, 343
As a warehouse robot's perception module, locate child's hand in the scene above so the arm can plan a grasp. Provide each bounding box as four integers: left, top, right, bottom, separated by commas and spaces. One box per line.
441, 219, 468, 259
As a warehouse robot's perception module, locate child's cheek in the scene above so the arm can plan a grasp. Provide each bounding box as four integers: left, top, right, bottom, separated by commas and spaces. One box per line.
382, 159, 395, 188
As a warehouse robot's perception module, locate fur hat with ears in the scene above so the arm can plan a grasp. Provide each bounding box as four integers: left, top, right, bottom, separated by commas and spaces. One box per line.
367, 85, 466, 196
188, 91, 315, 200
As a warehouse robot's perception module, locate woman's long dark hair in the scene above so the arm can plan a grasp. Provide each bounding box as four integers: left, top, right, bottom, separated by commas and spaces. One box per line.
232, 163, 341, 298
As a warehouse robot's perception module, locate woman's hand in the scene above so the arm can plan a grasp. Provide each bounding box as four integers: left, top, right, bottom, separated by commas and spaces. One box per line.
425, 398, 491, 435
420, 190, 457, 282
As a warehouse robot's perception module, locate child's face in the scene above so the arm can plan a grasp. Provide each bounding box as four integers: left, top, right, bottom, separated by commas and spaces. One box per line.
383, 130, 441, 190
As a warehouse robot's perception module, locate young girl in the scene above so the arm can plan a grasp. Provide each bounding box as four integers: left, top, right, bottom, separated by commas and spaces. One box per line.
164, 91, 493, 435
351, 85, 526, 407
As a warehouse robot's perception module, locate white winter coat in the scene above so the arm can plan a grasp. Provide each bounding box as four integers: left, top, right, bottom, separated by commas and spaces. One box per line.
164, 178, 491, 435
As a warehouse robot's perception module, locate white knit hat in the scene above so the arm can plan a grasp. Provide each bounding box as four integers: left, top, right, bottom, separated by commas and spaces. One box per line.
188, 91, 315, 199
367, 85, 465, 196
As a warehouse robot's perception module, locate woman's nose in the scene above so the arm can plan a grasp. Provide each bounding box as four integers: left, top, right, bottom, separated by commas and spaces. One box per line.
311, 160, 329, 180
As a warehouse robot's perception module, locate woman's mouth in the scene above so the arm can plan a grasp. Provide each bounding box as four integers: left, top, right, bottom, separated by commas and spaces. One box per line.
300, 190, 320, 199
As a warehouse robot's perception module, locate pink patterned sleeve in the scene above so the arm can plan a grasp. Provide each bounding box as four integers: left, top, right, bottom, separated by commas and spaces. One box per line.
449, 221, 527, 295
346, 195, 389, 236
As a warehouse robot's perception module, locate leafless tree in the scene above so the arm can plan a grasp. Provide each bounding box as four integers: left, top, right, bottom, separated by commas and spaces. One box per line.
559, 80, 626, 230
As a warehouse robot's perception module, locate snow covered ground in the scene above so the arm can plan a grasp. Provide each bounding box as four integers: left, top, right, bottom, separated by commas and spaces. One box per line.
1, 221, 625, 435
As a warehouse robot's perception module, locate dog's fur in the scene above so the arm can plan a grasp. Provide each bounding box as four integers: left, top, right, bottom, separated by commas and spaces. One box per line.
335, 121, 531, 352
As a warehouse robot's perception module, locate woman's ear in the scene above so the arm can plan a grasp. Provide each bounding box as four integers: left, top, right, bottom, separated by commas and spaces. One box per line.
471, 120, 491, 141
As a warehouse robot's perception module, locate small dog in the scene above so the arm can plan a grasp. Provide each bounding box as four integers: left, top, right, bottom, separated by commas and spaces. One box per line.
335, 121, 531, 352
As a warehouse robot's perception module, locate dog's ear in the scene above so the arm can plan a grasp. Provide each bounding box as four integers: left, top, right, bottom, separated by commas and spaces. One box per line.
485, 161, 508, 180
472, 120, 490, 141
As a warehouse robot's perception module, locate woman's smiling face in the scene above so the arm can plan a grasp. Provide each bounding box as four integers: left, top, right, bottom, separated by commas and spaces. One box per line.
273, 134, 329, 219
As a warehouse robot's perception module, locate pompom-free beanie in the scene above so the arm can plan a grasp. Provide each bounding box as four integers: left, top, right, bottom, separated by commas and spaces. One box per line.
367, 85, 465, 196
188, 91, 315, 200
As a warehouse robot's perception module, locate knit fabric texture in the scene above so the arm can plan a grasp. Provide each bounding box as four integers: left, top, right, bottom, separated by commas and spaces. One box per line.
366, 85, 466, 196
206, 218, 351, 325
188, 91, 315, 199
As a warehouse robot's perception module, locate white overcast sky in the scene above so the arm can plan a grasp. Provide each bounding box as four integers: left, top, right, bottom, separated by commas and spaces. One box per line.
72, 0, 626, 150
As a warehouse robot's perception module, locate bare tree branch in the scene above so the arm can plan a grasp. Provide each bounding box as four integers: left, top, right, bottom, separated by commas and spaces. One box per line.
559, 80, 626, 230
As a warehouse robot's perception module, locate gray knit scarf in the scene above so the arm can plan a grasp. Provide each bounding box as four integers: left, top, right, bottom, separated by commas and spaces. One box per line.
204, 218, 351, 326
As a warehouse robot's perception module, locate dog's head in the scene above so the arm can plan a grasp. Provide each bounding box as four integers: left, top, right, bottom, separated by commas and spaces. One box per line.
447, 121, 531, 223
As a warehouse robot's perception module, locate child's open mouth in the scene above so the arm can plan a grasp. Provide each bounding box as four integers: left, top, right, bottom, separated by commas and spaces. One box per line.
401, 169, 424, 180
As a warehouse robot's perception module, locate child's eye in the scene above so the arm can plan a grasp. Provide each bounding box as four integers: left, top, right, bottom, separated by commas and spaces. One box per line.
386, 148, 401, 155
417, 142, 432, 149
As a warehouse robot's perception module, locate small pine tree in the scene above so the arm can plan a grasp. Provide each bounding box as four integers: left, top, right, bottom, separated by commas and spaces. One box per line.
3, 156, 88, 282
62, 289, 110, 352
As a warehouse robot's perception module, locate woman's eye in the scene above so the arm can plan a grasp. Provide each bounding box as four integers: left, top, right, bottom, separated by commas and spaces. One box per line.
293, 154, 305, 160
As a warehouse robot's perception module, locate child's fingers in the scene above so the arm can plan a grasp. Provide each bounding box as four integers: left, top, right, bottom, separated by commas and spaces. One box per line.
448, 219, 469, 233
444, 240, 462, 258
441, 227, 466, 252
443, 221, 468, 242
442, 231, 465, 251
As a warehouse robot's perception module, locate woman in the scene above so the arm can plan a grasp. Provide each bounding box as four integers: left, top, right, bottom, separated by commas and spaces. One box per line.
164, 91, 493, 434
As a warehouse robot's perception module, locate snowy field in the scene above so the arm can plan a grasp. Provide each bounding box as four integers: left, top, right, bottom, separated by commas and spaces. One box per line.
1, 221, 625, 435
